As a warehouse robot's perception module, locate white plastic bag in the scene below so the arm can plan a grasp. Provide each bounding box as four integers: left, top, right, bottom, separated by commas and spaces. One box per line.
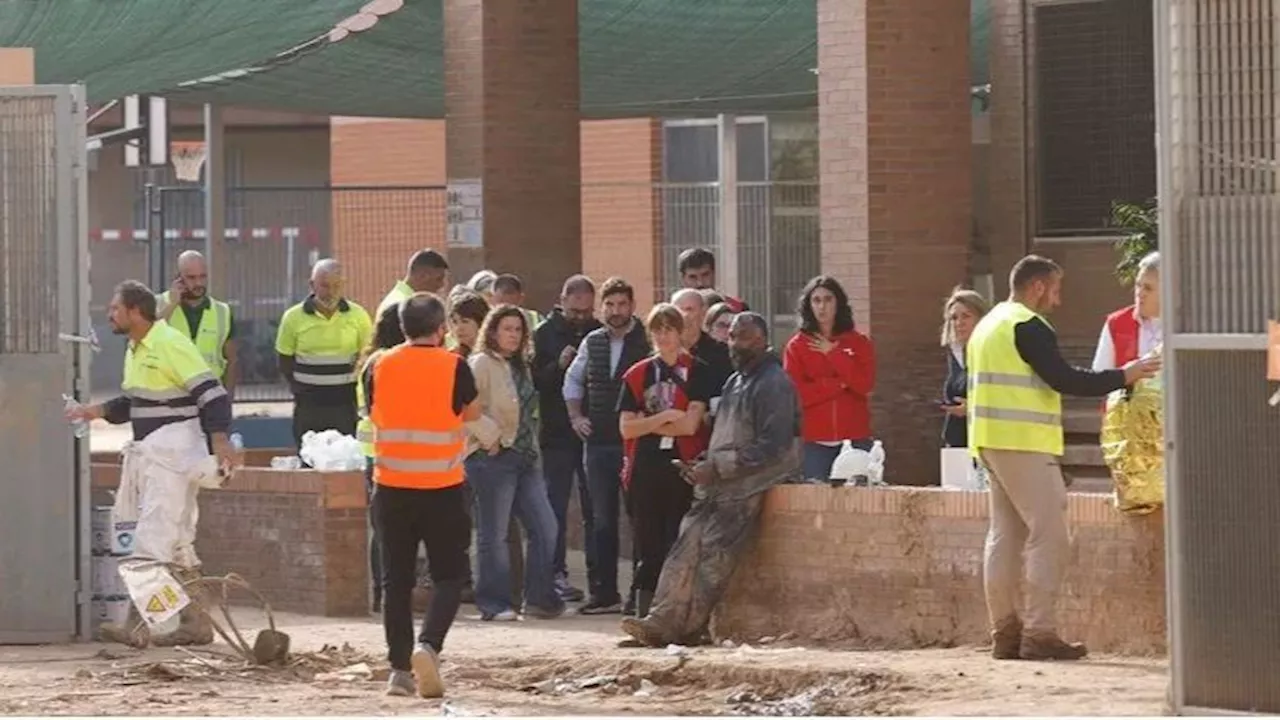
298, 429, 365, 471
118, 563, 190, 633
829, 440, 870, 483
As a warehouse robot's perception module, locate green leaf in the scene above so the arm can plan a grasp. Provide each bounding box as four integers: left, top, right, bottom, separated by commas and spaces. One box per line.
1109, 198, 1159, 285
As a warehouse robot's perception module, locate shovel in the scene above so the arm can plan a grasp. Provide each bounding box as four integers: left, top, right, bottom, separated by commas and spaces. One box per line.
183, 572, 292, 666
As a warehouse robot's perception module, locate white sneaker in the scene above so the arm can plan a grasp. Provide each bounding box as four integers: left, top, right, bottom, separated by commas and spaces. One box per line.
410, 644, 445, 699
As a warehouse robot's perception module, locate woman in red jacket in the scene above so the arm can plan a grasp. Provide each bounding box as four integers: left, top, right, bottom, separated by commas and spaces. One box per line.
783, 276, 877, 482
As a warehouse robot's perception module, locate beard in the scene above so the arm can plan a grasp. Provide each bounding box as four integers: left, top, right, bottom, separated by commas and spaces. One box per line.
605, 314, 630, 329
730, 346, 759, 369
109, 321, 127, 335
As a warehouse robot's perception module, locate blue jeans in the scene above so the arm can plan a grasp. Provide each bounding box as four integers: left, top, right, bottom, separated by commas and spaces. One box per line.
584, 443, 624, 604
542, 441, 595, 580
464, 450, 562, 616
802, 439, 872, 483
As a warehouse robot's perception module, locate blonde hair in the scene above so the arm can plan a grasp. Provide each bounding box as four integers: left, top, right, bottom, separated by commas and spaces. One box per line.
940, 287, 990, 346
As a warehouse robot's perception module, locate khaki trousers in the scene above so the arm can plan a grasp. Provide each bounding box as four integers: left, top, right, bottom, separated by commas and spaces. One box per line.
979, 448, 1069, 634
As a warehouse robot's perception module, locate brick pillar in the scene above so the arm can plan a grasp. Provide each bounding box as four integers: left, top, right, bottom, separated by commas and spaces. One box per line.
987, 0, 1030, 298
443, 0, 582, 308
0, 48, 34, 84
818, 0, 972, 485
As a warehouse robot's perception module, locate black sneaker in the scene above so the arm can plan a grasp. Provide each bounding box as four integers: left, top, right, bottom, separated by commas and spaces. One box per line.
578, 598, 623, 615
622, 596, 637, 617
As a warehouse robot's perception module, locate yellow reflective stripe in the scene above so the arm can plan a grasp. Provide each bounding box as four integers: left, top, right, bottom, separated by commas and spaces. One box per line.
296, 353, 357, 365
377, 455, 464, 473
376, 428, 464, 444
131, 405, 199, 419
293, 371, 357, 385
971, 371, 1051, 391
970, 406, 1060, 426
125, 386, 189, 402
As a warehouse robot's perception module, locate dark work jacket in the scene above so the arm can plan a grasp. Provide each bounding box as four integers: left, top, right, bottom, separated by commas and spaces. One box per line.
941, 349, 967, 449
533, 307, 602, 448
584, 320, 650, 447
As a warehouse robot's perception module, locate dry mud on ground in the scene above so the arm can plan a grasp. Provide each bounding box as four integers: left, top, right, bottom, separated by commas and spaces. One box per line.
0, 609, 1169, 716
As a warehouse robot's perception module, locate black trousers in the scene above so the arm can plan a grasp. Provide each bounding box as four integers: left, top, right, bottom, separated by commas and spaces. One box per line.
630, 460, 693, 593
373, 482, 470, 672
292, 395, 357, 450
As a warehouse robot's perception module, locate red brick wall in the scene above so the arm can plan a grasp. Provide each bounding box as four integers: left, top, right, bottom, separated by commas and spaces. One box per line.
331, 117, 659, 310
91, 464, 370, 617
716, 486, 1166, 655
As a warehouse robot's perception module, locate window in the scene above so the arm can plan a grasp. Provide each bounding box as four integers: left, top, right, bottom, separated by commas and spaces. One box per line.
1033, 0, 1156, 236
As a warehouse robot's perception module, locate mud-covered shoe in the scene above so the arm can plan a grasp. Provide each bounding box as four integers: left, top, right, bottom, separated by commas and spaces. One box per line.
991, 616, 1023, 660
410, 644, 445, 699
385, 669, 415, 697
99, 605, 149, 648
152, 605, 215, 647
620, 616, 667, 648
1019, 631, 1088, 661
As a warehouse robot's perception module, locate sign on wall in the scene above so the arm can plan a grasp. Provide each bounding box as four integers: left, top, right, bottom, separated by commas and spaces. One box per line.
445, 179, 482, 248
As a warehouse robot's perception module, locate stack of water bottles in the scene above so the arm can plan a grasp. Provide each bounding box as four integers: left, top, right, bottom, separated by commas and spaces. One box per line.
89, 505, 133, 639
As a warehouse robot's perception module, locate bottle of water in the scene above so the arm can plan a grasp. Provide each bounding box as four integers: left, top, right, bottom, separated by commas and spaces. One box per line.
229, 432, 244, 451
62, 394, 89, 439
867, 440, 887, 486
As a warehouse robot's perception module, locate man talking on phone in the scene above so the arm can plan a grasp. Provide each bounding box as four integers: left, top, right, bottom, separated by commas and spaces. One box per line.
157, 251, 237, 397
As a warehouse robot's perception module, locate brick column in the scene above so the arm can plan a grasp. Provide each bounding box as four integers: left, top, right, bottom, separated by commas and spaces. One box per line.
443, 0, 582, 307
818, 0, 972, 485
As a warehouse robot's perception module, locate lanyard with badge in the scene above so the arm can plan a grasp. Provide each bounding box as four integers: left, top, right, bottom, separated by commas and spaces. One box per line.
654, 359, 687, 451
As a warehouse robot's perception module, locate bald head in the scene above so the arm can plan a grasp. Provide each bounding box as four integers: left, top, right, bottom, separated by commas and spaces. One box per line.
407, 250, 449, 293
173, 250, 208, 301
728, 311, 769, 369
310, 258, 344, 307
670, 288, 707, 346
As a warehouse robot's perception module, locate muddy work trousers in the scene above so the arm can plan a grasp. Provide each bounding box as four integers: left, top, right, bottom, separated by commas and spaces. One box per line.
645, 493, 764, 644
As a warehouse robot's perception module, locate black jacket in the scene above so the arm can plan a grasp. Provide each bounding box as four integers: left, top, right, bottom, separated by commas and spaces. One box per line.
532, 307, 602, 447
941, 349, 967, 449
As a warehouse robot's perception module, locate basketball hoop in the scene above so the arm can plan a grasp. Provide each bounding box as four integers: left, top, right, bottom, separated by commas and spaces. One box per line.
171, 140, 208, 183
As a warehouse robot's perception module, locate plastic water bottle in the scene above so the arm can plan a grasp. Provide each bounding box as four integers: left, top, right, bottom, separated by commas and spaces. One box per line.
866, 440, 887, 486
229, 432, 244, 451
62, 394, 89, 439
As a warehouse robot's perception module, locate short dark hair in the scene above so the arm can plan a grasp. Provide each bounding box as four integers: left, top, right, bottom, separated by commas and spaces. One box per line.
116, 280, 157, 321
399, 292, 448, 339
408, 249, 448, 273
1009, 254, 1063, 292
797, 275, 856, 335
734, 311, 769, 337
449, 289, 490, 326
372, 303, 408, 351
599, 276, 634, 303
562, 274, 596, 298
492, 273, 523, 295
677, 247, 716, 274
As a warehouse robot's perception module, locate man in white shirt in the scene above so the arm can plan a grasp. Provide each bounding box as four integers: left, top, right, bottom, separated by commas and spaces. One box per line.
1092, 252, 1161, 371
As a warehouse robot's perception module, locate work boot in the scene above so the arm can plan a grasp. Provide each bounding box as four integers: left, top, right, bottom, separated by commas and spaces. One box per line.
634, 589, 654, 619
990, 616, 1023, 660
620, 616, 668, 648
152, 603, 215, 647
1019, 631, 1088, 661
98, 604, 150, 648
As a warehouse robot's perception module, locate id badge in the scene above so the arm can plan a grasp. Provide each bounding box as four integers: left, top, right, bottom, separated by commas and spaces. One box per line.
659, 436, 675, 451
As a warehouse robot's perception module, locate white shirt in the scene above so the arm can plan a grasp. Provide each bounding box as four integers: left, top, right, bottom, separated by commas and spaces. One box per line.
1091, 315, 1161, 371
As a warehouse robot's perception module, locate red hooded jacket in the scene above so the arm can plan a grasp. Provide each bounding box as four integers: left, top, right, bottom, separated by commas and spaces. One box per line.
1105, 304, 1141, 367
783, 330, 876, 442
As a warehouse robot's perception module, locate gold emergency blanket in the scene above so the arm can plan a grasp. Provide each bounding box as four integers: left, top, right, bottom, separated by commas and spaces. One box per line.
1099, 378, 1165, 516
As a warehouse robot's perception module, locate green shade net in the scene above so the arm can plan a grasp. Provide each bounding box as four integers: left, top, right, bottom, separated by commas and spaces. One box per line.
5, 0, 990, 119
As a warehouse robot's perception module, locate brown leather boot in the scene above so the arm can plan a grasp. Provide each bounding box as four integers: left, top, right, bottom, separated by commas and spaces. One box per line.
991, 616, 1023, 660
620, 616, 668, 648
1019, 631, 1088, 661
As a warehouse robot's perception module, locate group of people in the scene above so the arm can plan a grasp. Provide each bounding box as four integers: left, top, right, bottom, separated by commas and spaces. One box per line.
72, 238, 1167, 700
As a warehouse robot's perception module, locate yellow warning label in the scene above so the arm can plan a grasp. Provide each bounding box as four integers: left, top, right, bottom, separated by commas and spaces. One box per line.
161, 585, 179, 605
145, 596, 165, 614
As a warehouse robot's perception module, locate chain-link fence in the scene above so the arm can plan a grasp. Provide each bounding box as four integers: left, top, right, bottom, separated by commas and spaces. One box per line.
88, 185, 446, 401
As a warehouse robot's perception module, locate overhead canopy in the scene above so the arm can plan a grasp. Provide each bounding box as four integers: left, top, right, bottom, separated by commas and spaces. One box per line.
3, 0, 989, 119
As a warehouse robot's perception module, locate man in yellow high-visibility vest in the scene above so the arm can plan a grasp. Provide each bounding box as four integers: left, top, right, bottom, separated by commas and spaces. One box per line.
377, 250, 450, 319
491, 273, 544, 337
157, 251, 236, 396
967, 254, 1160, 662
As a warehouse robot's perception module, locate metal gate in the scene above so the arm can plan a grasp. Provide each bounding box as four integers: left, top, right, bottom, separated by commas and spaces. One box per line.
0, 86, 91, 642
1158, 0, 1280, 713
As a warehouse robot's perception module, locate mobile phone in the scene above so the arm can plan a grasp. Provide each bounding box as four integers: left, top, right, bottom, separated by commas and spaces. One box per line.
670, 458, 692, 474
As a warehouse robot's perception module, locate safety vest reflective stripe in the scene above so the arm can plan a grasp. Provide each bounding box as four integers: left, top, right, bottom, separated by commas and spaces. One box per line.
969, 406, 1061, 426
377, 428, 464, 444
125, 387, 189, 402
971, 372, 1052, 391
377, 455, 465, 473
370, 344, 465, 489
294, 353, 358, 386
130, 405, 199, 419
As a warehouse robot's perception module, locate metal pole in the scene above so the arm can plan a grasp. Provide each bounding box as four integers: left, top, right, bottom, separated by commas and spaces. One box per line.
203, 104, 225, 294
144, 180, 163, 291
717, 113, 740, 298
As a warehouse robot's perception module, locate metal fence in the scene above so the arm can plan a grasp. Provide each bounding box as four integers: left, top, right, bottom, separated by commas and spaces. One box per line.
654, 180, 820, 345
1159, 0, 1280, 713
88, 186, 447, 401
